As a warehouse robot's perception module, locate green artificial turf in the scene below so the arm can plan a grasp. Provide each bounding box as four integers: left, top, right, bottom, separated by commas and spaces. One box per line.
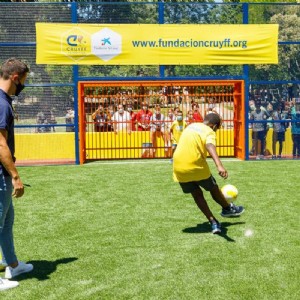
2, 159, 299, 300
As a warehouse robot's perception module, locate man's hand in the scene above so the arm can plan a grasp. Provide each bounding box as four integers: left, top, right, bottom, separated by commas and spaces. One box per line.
218, 166, 228, 179
12, 177, 24, 198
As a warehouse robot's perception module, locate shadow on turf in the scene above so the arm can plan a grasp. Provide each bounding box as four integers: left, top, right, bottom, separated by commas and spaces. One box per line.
182, 221, 245, 242
12, 257, 78, 281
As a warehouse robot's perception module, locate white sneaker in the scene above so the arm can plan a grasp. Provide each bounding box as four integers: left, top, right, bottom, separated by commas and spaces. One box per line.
4, 261, 33, 279
0, 278, 19, 291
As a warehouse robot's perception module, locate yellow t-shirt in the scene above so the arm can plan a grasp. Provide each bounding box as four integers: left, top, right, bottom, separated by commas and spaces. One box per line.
170, 120, 187, 144
173, 122, 216, 182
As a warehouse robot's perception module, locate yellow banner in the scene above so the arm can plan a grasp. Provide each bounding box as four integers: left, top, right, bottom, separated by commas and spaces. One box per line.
36, 23, 278, 65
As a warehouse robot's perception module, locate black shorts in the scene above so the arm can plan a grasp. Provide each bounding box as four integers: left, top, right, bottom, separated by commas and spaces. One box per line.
179, 175, 218, 194
273, 131, 285, 142
252, 130, 266, 141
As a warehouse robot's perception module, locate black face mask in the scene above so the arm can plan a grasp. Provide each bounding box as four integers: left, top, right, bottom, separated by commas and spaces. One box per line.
14, 81, 25, 96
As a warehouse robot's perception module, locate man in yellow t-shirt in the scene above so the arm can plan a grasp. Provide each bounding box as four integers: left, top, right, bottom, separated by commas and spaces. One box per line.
173, 113, 244, 234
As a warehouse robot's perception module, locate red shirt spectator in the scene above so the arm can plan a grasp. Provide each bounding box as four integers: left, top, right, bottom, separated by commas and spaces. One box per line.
127, 105, 137, 131
185, 109, 195, 126
192, 104, 204, 122
136, 103, 153, 131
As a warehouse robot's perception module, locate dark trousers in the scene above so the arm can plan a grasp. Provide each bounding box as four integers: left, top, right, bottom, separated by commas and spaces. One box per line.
292, 134, 300, 156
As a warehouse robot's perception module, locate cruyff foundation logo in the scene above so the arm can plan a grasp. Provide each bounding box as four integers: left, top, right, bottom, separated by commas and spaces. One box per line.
61, 27, 90, 62
67, 35, 85, 47
91, 28, 122, 62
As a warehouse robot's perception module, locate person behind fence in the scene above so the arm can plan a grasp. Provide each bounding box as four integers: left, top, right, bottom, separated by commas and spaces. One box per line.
35, 107, 47, 133
112, 104, 131, 134
249, 100, 270, 159
150, 104, 167, 157
271, 103, 286, 159
182, 86, 190, 110
206, 97, 221, 117
65, 107, 75, 132
36, 106, 56, 133
165, 108, 175, 127
0, 57, 34, 291
173, 113, 244, 234
127, 104, 137, 131
192, 103, 204, 123
290, 99, 300, 158
106, 105, 115, 132
173, 85, 181, 105
164, 108, 176, 157
45, 107, 56, 132
266, 103, 274, 134
170, 110, 187, 158
136, 102, 152, 131
185, 109, 195, 126
92, 105, 108, 132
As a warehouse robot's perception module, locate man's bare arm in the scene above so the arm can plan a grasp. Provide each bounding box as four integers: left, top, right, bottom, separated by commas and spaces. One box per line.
206, 143, 228, 179
0, 129, 24, 197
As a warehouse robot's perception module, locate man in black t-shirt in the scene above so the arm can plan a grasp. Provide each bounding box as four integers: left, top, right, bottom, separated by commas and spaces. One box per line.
0, 58, 33, 289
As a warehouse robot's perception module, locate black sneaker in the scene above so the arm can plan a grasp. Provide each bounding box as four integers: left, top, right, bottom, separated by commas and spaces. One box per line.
221, 203, 245, 217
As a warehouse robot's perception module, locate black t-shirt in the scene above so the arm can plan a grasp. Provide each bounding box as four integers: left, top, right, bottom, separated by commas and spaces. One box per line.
0, 89, 15, 177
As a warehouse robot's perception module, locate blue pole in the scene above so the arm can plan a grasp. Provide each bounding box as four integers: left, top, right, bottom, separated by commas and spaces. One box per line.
243, 3, 250, 160
71, 2, 80, 165
158, 1, 165, 78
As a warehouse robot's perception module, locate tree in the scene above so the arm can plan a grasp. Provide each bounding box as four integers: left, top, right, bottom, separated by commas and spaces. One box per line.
250, 5, 300, 82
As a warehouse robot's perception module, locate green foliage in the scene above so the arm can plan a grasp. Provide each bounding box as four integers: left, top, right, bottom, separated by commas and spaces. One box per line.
131, 3, 158, 23
5, 159, 300, 299
238, 0, 298, 3
250, 5, 300, 81
79, 65, 159, 77
172, 65, 243, 77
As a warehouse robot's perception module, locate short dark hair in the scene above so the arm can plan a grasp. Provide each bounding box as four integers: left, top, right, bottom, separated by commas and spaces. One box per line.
0, 57, 29, 80
204, 113, 221, 127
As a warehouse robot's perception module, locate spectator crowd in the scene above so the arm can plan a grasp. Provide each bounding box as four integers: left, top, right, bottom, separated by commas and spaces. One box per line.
249, 96, 300, 159
89, 99, 223, 158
